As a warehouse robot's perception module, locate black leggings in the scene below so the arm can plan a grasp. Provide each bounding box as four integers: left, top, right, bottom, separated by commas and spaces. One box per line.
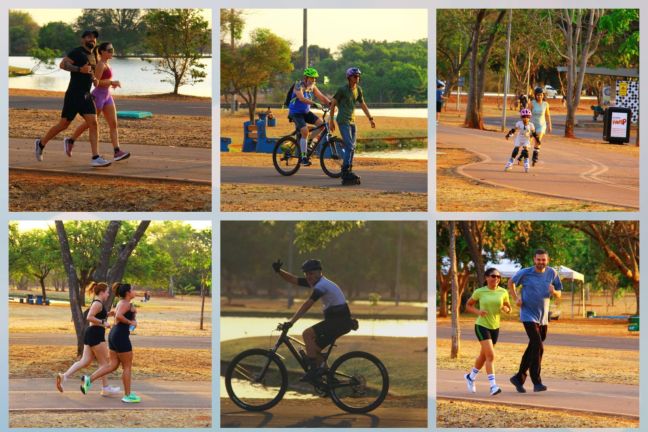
515, 322, 547, 385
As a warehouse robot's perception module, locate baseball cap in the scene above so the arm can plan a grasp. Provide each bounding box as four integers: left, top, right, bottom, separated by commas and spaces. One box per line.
81, 29, 99, 38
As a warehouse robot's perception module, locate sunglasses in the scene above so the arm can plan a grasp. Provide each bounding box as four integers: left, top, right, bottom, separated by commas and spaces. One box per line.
488, 275, 501, 279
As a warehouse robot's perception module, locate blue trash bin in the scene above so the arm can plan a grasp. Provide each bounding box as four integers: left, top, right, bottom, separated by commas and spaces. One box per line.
221, 137, 232, 152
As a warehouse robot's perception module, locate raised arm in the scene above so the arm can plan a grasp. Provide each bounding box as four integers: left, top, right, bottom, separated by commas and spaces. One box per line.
272, 259, 300, 285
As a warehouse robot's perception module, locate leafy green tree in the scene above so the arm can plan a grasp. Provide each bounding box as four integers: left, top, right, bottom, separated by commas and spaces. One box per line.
181, 229, 212, 329
143, 9, 210, 94
38, 21, 77, 53
18, 229, 60, 301
75, 9, 145, 55
222, 28, 293, 122
436, 10, 473, 99
9, 11, 39, 55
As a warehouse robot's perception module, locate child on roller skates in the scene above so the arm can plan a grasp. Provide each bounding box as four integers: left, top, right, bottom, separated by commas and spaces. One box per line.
504, 108, 541, 173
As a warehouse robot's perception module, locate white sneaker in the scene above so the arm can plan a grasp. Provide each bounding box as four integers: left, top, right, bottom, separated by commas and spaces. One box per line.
101, 385, 121, 396
490, 385, 502, 396
91, 156, 111, 167
35, 139, 44, 161
64, 137, 74, 157
504, 162, 513, 171
524, 160, 530, 173
464, 373, 476, 393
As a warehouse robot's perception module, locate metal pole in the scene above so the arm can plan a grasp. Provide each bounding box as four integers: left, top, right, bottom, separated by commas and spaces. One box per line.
501, 9, 512, 131
303, 9, 308, 69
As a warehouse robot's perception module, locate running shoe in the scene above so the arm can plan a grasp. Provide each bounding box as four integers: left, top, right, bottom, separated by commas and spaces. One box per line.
464, 373, 476, 393
533, 383, 548, 392
101, 385, 121, 396
524, 160, 530, 173
121, 392, 142, 403
300, 366, 325, 383
114, 150, 131, 161
300, 157, 312, 167
509, 375, 526, 393
56, 373, 64, 393
80, 375, 92, 394
504, 162, 513, 171
34, 139, 43, 161
63, 137, 74, 157
91, 156, 112, 167
490, 385, 502, 396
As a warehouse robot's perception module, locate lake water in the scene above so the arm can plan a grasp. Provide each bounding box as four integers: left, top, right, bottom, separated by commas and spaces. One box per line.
9, 56, 211, 97
220, 316, 428, 342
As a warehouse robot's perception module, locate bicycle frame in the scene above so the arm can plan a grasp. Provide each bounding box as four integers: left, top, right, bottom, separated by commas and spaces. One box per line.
287, 109, 333, 157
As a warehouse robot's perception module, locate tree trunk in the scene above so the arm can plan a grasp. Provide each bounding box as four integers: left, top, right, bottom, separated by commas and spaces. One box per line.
200, 280, 206, 331
38, 276, 47, 302
94, 221, 121, 282
168, 275, 175, 297
55, 221, 86, 356
449, 222, 461, 359
459, 221, 485, 286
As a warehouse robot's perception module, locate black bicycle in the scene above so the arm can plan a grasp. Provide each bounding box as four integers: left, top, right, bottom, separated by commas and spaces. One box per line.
272, 107, 347, 178
224, 322, 389, 414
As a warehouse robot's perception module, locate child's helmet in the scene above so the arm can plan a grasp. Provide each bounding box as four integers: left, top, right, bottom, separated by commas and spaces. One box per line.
520, 108, 532, 118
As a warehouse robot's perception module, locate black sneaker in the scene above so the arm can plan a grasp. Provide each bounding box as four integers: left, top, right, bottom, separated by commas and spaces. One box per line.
533, 383, 547, 392
300, 157, 312, 167
510, 375, 526, 393
300, 367, 324, 383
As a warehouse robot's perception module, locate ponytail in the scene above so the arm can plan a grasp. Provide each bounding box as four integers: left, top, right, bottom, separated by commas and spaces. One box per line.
113, 282, 132, 298
86, 281, 108, 296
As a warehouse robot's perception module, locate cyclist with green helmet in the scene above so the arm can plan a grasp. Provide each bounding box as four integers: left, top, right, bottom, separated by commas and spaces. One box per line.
272, 258, 355, 382
288, 67, 331, 166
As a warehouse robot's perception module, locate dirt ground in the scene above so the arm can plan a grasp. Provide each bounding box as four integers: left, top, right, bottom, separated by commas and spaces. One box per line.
221, 183, 427, 212
10, 108, 210, 149
10, 345, 211, 380
436, 399, 638, 428
436, 147, 633, 212
436, 338, 638, 385
9, 170, 211, 212
10, 88, 210, 102
220, 111, 428, 150
221, 152, 427, 172
10, 409, 212, 428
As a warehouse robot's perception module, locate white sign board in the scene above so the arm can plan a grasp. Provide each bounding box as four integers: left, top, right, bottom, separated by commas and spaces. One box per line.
610, 111, 629, 139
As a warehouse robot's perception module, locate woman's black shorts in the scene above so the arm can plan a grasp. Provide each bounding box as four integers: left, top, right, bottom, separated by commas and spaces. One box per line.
108, 325, 132, 353
83, 325, 106, 347
474, 324, 500, 345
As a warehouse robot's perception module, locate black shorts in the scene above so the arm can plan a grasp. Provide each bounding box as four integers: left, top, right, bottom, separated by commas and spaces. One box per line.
61, 90, 96, 121
108, 325, 132, 353
436, 101, 444, 113
311, 304, 353, 349
290, 111, 319, 131
83, 325, 106, 347
475, 324, 500, 345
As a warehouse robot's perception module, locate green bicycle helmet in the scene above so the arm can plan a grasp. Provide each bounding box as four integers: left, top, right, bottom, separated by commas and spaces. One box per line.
303, 67, 319, 78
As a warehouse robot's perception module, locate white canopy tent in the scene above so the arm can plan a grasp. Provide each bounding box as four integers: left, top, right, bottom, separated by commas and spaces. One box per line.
490, 264, 586, 318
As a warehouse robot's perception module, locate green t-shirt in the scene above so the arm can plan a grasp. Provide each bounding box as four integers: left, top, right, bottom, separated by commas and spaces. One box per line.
471, 286, 509, 330
333, 84, 365, 125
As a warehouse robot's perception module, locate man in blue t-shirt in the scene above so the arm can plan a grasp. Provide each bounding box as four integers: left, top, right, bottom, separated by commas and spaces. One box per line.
508, 249, 562, 393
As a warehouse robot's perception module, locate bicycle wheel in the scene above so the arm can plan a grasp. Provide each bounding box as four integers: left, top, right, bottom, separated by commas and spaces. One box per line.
328, 351, 389, 413
225, 348, 288, 411
319, 137, 346, 178
272, 136, 301, 176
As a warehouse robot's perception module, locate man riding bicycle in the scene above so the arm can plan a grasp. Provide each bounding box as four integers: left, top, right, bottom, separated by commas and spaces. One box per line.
272, 258, 355, 382
288, 68, 331, 166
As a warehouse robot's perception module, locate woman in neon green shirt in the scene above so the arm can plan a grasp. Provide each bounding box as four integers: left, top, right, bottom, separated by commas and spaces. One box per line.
464, 268, 511, 396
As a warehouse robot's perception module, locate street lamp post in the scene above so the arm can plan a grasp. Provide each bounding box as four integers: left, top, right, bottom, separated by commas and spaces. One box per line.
501, 9, 512, 131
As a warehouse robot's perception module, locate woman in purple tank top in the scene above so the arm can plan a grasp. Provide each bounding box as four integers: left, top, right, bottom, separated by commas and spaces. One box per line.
65, 42, 130, 161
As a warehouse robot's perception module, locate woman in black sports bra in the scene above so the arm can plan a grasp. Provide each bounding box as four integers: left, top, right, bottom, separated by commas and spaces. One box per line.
81, 282, 141, 403
56, 282, 120, 396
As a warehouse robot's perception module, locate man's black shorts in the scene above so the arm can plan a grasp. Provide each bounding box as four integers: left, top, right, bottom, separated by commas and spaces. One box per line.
474, 324, 500, 345
311, 304, 353, 349
290, 111, 319, 131
61, 90, 96, 121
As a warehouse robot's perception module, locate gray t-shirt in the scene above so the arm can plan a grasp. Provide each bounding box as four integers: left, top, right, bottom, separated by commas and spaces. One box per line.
298, 276, 346, 312
511, 266, 562, 325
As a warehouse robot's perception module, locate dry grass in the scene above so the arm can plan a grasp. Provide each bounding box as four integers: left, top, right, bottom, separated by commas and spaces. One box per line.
9, 170, 211, 212
437, 399, 638, 428
10, 108, 210, 148
222, 298, 426, 318
221, 183, 427, 212
220, 111, 427, 150
436, 338, 638, 385
9, 298, 212, 337
437, 316, 637, 338
221, 152, 427, 172
10, 88, 211, 102
10, 345, 211, 380
436, 147, 634, 212
10, 409, 212, 428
